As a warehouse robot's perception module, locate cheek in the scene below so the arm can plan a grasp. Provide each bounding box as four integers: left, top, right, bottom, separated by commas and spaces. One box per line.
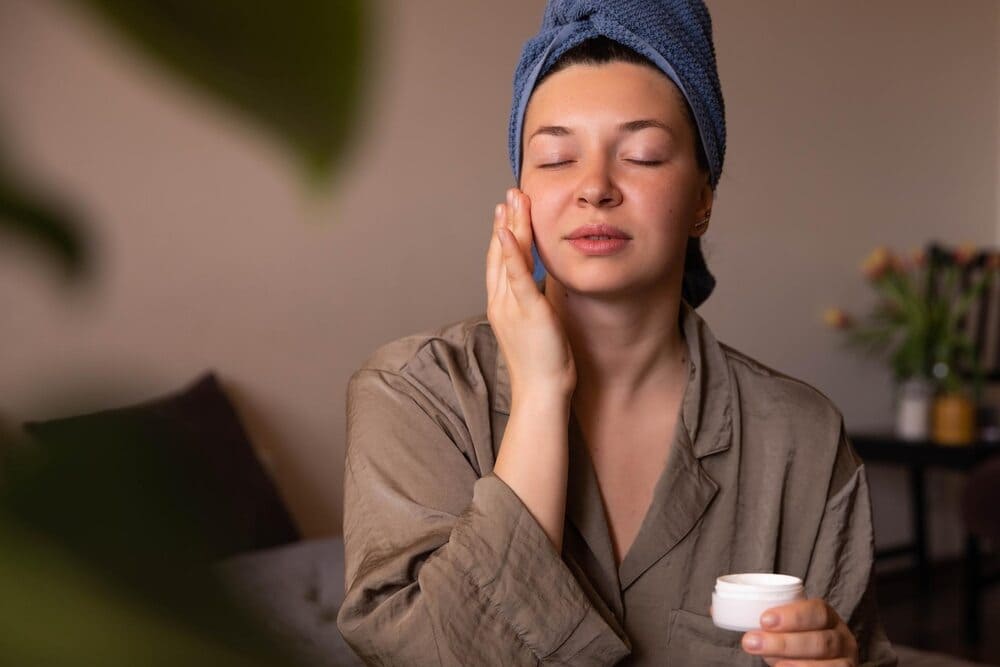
622, 186, 677, 227
521, 185, 564, 235
627, 176, 693, 219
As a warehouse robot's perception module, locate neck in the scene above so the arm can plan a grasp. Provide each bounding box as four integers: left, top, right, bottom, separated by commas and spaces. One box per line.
543, 273, 688, 412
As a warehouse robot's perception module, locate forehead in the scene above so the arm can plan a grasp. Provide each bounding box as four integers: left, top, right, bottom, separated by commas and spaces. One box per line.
523, 61, 688, 131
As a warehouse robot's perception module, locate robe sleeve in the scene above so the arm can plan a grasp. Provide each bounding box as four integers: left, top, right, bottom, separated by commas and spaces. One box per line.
803, 420, 899, 667
335, 368, 632, 666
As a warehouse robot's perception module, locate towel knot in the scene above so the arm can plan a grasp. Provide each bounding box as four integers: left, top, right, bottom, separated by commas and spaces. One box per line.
552, 0, 595, 24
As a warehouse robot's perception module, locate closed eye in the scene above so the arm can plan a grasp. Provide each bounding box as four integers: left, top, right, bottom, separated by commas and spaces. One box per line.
540, 160, 574, 168
627, 159, 664, 166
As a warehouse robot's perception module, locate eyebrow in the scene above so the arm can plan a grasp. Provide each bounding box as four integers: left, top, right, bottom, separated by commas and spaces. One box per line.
527, 119, 675, 142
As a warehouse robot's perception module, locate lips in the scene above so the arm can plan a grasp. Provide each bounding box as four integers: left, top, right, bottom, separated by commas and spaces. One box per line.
566, 224, 632, 240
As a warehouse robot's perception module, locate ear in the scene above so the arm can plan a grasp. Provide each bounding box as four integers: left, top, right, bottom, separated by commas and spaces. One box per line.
691, 179, 714, 238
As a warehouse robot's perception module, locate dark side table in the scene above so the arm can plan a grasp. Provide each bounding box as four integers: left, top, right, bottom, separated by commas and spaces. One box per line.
848, 433, 1000, 644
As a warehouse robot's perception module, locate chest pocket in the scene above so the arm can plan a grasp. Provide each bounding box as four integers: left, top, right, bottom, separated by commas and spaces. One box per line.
666, 609, 761, 666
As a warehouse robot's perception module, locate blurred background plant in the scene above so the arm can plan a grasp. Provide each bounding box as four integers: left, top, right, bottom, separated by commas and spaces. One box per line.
824, 243, 1000, 400
1, 1, 369, 663
0, 0, 367, 284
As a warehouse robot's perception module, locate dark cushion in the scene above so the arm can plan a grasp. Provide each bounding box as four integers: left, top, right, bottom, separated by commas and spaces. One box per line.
18, 372, 299, 561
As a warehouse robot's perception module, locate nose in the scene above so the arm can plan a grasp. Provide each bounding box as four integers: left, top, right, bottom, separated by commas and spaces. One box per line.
576, 157, 622, 208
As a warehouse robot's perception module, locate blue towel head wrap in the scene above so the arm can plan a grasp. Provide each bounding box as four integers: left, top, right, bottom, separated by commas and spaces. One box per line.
507, 0, 726, 284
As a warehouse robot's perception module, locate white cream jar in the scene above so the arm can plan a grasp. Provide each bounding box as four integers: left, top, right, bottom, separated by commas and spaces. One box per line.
711, 573, 805, 632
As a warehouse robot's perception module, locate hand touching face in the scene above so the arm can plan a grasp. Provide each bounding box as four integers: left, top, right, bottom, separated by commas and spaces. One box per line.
485, 187, 576, 397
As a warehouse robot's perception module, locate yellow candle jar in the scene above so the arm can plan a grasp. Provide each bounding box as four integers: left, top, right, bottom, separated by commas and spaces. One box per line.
932, 392, 976, 445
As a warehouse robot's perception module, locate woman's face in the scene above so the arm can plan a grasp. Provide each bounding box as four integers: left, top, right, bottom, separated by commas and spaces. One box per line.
520, 61, 712, 296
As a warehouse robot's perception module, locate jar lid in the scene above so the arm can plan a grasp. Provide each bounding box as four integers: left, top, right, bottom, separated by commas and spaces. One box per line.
715, 573, 803, 594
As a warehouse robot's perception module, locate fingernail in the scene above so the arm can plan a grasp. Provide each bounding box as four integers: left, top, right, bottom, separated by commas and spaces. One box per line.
761, 613, 778, 628
742, 634, 762, 651
495, 204, 503, 220
513, 194, 520, 211
507, 189, 514, 206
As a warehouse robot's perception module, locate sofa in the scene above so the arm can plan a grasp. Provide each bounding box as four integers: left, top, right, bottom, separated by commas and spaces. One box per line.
14, 371, 990, 666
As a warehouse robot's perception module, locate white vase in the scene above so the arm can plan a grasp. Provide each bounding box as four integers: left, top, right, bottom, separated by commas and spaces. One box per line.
895, 377, 934, 441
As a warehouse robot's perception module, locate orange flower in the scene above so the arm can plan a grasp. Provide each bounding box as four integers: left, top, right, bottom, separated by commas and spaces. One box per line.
861, 246, 892, 281
953, 243, 977, 266
823, 307, 853, 329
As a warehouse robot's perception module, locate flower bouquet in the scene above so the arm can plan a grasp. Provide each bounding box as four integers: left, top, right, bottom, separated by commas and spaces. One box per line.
825, 243, 999, 443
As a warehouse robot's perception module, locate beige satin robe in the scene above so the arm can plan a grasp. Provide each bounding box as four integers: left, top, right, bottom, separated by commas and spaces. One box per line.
336, 289, 898, 666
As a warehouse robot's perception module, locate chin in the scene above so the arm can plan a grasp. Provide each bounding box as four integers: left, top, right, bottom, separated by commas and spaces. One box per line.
553, 262, 675, 299
549, 265, 639, 296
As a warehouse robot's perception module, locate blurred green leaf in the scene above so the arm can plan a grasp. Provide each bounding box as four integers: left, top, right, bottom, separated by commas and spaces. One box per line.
0, 511, 291, 666
74, 0, 369, 182
0, 173, 88, 280
0, 414, 299, 665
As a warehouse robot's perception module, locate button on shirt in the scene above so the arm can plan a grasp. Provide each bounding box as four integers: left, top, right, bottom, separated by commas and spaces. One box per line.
336, 291, 898, 666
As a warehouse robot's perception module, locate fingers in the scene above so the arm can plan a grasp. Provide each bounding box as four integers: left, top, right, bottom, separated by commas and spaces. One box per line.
741, 599, 857, 665
506, 189, 535, 276
760, 599, 838, 633
742, 628, 849, 662
496, 228, 509, 301
498, 226, 534, 305
762, 659, 853, 667
488, 188, 537, 310
486, 203, 504, 302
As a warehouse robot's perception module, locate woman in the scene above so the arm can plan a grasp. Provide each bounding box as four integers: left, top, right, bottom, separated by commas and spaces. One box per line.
337, 1, 898, 665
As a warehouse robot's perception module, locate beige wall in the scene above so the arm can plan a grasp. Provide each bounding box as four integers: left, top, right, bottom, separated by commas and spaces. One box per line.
1, 0, 997, 562
701, 0, 999, 563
